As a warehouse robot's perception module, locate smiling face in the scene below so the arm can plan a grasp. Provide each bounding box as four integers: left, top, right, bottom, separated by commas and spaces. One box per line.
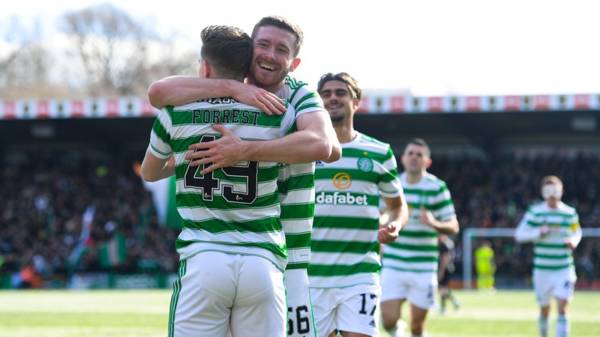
249, 26, 300, 92
318, 80, 359, 124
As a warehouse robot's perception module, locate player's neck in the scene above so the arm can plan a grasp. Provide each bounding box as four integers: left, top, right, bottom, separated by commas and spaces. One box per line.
247, 77, 284, 95
546, 199, 559, 209
406, 171, 425, 184
334, 124, 356, 144
266, 83, 284, 95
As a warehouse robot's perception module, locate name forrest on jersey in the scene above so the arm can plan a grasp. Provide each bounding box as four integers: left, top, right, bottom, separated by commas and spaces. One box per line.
191, 109, 260, 125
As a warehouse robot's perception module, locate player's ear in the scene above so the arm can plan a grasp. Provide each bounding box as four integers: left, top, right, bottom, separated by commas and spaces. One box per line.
289, 57, 301, 72
352, 97, 361, 110
425, 157, 433, 169
199, 59, 211, 78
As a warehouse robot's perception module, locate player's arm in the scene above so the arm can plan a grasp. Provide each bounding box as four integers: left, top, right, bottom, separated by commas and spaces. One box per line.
309, 108, 342, 163
420, 210, 460, 235
142, 109, 175, 182
378, 193, 409, 244
186, 110, 341, 174
238, 108, 340, 163
514, 211, 546, 242
147, 76, 285, 114
420, 183, 459, 235
140, 150, 175, 182
378, 148, 407, 243
565, 217, 582, 249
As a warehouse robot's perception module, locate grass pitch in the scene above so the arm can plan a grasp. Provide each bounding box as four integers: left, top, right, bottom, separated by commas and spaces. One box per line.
0, 289, 598, 337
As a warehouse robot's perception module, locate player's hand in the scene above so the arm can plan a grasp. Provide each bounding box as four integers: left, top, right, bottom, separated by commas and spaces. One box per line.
420, 206, 437, 229
132, 161, 142, 177
232, 82, 286, 115
539, 225, 551, 237
186, 125, 246, 174
378, 222, 400, 244
564, 238, 576, 250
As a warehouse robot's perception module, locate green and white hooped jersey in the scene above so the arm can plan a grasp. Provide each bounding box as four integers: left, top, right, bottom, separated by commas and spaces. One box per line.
518, 201, 581, 271
382, 172, 456, 273
276, 76, 323, 270
308, 132, 403, 288
148, 97, 302, 271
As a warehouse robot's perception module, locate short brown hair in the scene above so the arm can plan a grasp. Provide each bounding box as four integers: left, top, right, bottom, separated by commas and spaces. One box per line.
201, 25, 253, 80
317, 72, 362, 100
252, 16, 304, 57
405, 138, 431, 157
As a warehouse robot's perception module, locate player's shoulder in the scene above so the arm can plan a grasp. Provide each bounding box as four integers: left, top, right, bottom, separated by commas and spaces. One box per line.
558, 201, 578, 216
284, 75, 319, 102
357, 133, 392, 149
527, 201, 547, 214
285, 75, 309, 90
422, 172, 448, 189
354, 132, 393, 155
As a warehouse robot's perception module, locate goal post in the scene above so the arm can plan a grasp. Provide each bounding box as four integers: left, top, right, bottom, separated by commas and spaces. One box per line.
462, 227, 600, 289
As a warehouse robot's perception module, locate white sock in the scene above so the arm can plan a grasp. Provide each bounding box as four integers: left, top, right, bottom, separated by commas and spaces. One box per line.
538, 315, 548, 337
556, 315, 569, 337
386, 321, 405, 337
388, 326, 403, 337
450, 293, 460, 308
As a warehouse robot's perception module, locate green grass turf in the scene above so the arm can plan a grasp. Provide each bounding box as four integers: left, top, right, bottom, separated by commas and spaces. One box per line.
0, 289, 598, 337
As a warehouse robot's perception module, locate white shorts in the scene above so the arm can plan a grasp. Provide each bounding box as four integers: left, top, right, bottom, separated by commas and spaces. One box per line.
169, 251, 286, 337
380, 268, 437, 310
285, 269, 317, 337
310, 284, 380, 337
533, 268, 577, 306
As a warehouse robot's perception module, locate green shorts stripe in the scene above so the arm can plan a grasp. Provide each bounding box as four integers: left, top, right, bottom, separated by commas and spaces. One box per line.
168, 259, 186, 337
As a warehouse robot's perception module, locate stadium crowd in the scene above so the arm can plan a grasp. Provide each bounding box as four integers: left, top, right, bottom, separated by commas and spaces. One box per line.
1, 149, 599, 288
0, 149, 178, 288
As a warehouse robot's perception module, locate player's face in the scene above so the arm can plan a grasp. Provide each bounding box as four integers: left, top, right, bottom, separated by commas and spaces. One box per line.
250, 26, 300, 92
319, 80, 358, 124
401, 144, 431, 173
541, 182, 563, 202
